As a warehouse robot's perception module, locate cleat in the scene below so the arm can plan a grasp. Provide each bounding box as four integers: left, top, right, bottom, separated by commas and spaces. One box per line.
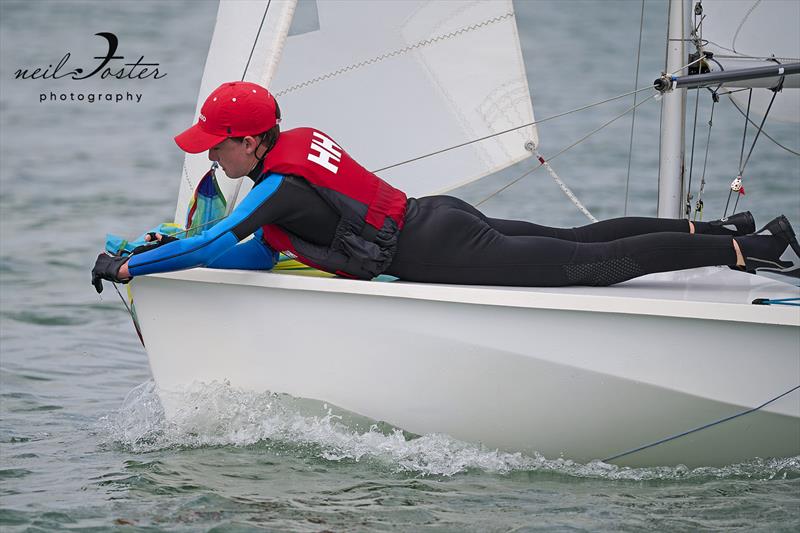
709, 211, 755, 236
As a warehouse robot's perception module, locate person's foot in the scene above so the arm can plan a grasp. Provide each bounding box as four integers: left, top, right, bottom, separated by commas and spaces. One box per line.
708, 211, 756, 236
735, 215, 800, 276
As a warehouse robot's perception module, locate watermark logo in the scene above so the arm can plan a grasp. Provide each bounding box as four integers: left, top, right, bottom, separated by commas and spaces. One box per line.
13, 32, 167, 104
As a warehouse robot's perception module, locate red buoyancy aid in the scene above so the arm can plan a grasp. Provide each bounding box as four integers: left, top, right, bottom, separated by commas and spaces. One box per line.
259, 128, 408, 279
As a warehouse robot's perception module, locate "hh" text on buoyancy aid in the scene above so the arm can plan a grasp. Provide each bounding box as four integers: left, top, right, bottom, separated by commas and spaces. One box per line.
307, 131, 341, 174
258, 128, 408, 279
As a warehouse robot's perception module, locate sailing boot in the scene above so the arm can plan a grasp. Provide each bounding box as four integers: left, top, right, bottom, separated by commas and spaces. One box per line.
734, 215, 800, 276
697, 211, 756, 236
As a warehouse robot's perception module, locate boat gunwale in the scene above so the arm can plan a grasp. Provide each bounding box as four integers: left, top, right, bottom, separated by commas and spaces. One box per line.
143, 267, 800, 327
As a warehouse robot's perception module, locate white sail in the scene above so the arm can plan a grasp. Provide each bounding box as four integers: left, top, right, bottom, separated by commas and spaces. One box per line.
174, 0, 297, 226
701, 0, 800, 123
175, 0, 537, 221
271, 0, 536, 198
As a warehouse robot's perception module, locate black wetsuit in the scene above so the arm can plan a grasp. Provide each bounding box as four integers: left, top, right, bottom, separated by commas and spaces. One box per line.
387, 196, 736, 286
128, 169, 737, 286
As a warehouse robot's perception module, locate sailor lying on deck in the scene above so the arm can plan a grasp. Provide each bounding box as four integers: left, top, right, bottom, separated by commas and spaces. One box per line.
92, 81, 800, 293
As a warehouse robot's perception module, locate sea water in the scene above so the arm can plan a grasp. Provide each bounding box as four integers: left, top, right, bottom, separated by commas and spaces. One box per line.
1, 1, 798, 531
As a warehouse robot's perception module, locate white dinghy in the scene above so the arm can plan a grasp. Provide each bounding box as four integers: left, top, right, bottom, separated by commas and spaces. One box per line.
130, 0, 800, 467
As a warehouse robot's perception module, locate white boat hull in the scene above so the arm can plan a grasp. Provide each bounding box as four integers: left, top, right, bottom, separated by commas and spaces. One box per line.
131, 267, 800, 467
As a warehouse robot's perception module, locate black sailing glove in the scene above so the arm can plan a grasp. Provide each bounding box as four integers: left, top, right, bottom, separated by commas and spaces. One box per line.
91, 253, 130, 294
130, 232, 179, 255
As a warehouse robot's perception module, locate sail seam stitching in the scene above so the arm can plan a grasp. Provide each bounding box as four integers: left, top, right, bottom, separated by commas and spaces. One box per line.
274, 12, 514, 97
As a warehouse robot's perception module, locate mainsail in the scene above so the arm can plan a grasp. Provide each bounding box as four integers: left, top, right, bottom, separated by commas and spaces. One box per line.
175, 0, 536, 223
700, 0, 800, 123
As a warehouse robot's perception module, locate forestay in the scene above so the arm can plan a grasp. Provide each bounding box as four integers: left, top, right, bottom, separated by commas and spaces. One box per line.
175, 0, 537, 223
174, 0, 297, 224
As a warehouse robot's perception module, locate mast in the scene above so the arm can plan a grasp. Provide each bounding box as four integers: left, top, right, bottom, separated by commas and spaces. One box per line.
657, 0, 691, 219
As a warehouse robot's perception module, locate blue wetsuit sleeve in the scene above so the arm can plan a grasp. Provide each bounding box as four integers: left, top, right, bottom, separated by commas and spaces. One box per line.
127, 174, 284, 276
206, 228, 279, 270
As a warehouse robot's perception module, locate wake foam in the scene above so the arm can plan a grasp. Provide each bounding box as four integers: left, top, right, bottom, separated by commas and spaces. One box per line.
103, 380, 800, 480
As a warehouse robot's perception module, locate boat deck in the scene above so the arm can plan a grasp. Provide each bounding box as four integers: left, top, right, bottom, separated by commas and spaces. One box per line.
153, 266, 800, 326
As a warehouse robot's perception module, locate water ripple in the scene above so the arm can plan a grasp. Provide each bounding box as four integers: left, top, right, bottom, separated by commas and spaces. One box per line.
0, 468, 32, 480
103, 380, 800, 482
2, 310, 88, 327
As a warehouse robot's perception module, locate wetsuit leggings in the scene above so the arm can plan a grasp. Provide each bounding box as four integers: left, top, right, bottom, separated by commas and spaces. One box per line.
386, 196, 737, 287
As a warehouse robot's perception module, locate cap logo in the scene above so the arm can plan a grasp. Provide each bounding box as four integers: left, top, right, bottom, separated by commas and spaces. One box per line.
199, 113, 206, 122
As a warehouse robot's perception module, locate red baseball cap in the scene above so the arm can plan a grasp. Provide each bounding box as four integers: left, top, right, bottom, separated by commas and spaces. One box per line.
174, 81, 279, 153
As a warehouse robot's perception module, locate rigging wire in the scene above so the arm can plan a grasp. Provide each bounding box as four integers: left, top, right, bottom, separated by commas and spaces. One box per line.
685, 87, 702, 217
112, 283, 134, 317
729, 87, 780, 214
475, 93, 657, 209
112, 283, 145, 347
225, 1, 273, 215
692, 14, 706, 36
692, 93, 717, 220
739, 89, 780, 174
727, 95, 800, 156
623, 0, 646, 216
719, 87, 756, 95
686, 2, 704, 218
702, 49, 799, 62
737, 89, 753, 172
169, 215, 227, 239
725, 88, 754, 216
372, 85, 656, 174
692, 58, 800, 156
241, 0, 271, 81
